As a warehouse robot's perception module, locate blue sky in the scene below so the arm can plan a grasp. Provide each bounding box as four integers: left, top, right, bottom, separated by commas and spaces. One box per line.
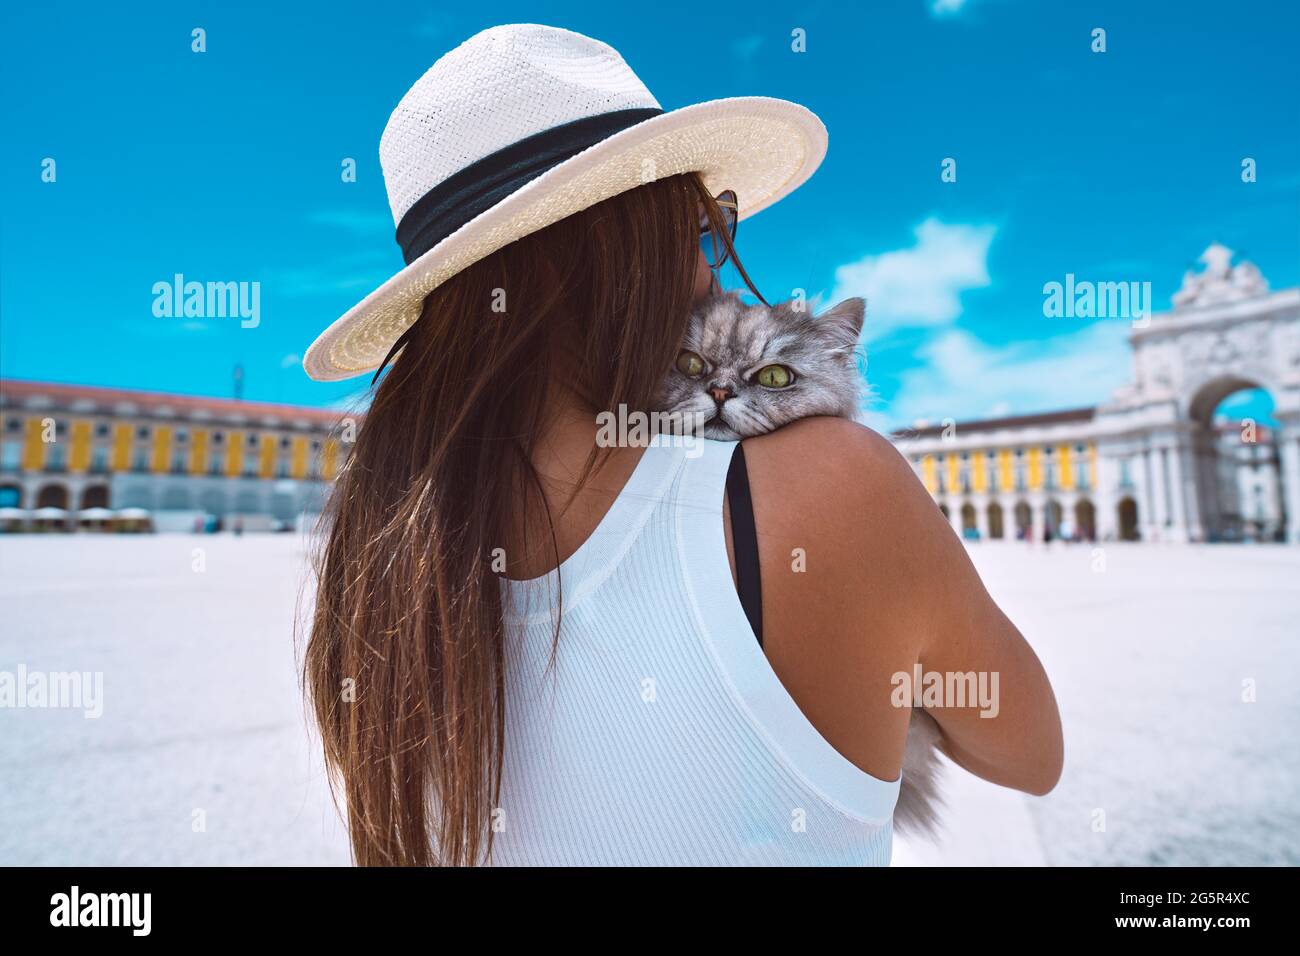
2, 0, 1297, 427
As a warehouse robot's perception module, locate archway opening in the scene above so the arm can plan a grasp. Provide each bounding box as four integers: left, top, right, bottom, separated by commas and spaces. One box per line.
80, 485, 110, 509
36, 484, 69, 509
120, 485, 154, 510
960, 502, 977, 536
198, 489, 229, 517
1014, 501, 1032, 540
161, 487, 192, 511
1191, 379, 1284, 542
1045, 499, 1063, 541
1118, 497, 1140, 541
1074, 498, 1096, 542
987, 502, 1004, 540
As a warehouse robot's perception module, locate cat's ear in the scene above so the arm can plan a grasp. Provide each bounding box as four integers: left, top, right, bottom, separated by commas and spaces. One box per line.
817, 297, 865, 348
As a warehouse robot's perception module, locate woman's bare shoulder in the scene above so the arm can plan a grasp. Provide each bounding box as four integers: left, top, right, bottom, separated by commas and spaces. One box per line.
740, 417, 1064, 795
741, 416, 975, 638
744, 415, 909, 472
742, 416, 949, 563
737, 417, 958, 778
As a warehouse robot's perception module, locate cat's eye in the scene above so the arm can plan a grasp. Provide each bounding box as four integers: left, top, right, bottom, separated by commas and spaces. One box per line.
676, 351, 707, 378
755, 364, 794, 388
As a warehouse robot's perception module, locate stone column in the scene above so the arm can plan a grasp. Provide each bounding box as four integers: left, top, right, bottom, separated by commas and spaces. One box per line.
1163, 442, 1189, 543
1172, 433, 1205, 542
65, 475, 85, 532
1164, 447, 1185, 541
987, 496, 1008, 541
1061, 492, 1078, 541
1279, 425, 1300, 545
1147, 446, 1169, 541
1192, 427, 1222, 540
1095, 448, 1118, 541
22, 475, 43, 510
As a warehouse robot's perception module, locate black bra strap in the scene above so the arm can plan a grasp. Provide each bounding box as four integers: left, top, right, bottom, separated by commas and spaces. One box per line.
725, 442, 764, 648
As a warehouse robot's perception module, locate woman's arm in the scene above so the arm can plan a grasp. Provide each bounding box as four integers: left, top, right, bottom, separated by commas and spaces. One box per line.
744, 416, 1064, 796
910, 516, 1065, 795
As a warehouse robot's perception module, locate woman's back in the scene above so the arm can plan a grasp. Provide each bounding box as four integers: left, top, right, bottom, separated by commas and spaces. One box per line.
300, 33, 1062, 862
491, 434, 901, 865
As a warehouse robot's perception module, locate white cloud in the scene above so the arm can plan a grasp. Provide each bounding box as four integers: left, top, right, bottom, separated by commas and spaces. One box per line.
829, 218, 995, 340
929, 0, 973, 16
880, 320, 1134, 428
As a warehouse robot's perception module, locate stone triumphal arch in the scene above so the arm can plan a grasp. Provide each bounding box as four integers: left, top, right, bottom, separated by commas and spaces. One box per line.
1093, 244, 1300, 542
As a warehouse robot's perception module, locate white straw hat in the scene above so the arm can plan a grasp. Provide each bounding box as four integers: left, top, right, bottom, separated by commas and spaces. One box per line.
302, 23, 828, 382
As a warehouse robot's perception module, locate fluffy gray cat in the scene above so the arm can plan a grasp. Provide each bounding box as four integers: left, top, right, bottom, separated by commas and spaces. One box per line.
652, 290, 946, 838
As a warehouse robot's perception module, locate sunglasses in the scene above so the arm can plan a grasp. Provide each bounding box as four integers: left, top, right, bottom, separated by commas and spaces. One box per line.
699, 189, 738, 270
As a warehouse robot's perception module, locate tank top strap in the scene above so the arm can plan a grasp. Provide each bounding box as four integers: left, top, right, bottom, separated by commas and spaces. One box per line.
672, 436, 904, 825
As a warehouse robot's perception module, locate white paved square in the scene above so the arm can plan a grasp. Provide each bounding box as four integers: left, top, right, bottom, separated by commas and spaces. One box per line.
2, 535, 1296, 865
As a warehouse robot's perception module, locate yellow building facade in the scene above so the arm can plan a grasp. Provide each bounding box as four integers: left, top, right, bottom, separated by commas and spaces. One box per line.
894, 408, 1107, 541
1, 379, 352, 529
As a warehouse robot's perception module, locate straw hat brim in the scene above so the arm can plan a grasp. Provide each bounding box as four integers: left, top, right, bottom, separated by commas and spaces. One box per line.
303, 96, 827, 382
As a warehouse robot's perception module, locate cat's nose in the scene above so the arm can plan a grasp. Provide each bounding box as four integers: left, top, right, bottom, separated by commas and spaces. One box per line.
708, 385, 733, 404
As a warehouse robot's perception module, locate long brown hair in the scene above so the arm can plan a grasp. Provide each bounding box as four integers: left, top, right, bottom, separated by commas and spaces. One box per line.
303, 172, 758, 866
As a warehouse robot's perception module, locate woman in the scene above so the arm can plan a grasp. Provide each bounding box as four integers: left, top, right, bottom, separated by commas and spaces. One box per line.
302, 24, 1062, 866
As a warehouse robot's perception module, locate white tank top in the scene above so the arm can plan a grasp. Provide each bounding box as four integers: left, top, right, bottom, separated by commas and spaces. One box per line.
490, 435, 900, 865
